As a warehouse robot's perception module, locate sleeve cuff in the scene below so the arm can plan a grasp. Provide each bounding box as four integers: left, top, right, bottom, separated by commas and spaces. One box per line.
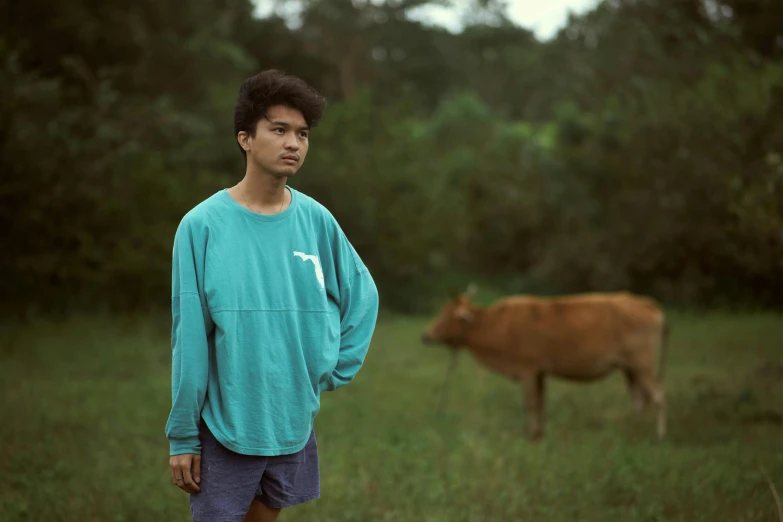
169, 435, 201, 456
318, 377, 333, 393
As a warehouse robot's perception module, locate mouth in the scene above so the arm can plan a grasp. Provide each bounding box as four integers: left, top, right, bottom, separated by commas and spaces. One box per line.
281, 156, 299, 164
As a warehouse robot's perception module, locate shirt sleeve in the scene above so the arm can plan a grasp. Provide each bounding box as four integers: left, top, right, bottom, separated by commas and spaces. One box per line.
164, 215, 214, 455
319, 227, 380, 393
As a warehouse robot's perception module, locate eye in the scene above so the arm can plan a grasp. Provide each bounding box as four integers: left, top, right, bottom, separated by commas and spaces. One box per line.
273, 128, 284, 134
299, 131, 309, 139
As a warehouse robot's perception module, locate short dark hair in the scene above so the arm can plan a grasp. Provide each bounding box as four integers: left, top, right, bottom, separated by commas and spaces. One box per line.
233, 69, 327, 160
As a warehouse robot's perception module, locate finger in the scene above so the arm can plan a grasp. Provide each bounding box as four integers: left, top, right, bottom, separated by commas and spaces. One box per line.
182, 466, 200, 494
173, 464, 187, 490
175, 467, 190, 492
193, 455, 201, 484
169, 461, 177, 485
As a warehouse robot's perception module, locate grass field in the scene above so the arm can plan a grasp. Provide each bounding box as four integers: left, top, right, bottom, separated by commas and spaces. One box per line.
1, 309, 781, 522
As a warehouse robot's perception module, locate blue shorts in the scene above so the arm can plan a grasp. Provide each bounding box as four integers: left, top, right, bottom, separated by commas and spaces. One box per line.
190, 419, 320, 522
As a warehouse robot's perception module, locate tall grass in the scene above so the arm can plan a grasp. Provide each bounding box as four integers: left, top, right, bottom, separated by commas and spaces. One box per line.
1, 310, 781, 521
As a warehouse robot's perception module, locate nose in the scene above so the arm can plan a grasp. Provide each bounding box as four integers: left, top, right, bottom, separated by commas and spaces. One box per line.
284, 133, 299, 150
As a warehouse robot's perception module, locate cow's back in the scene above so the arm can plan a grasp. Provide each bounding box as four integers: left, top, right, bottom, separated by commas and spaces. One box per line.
470, 292, 664, 380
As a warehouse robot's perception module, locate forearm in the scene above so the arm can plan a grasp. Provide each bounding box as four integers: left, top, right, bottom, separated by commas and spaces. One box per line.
321, 271, 379, 392
165, 293, 210, 455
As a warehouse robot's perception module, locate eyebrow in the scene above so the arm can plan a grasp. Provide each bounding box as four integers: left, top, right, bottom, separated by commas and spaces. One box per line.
266, 119, 310, 132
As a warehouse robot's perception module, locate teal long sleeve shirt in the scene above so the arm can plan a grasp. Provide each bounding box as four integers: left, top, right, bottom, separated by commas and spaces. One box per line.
165, 187, 379, 456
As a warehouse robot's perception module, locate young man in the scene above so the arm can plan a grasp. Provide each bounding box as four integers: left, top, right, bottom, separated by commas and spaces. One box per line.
165, 69, 380, 522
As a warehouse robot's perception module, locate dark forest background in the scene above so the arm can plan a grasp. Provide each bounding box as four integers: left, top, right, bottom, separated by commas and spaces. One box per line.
2, 0, 781, 315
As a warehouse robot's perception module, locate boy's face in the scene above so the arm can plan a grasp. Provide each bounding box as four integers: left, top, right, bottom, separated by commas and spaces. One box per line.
238, 104, 310, 177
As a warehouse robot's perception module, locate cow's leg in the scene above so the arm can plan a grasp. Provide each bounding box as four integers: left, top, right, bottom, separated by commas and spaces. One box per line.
623, 369, 648, 413
521, 372, 545, 441
637, 372, 666, 439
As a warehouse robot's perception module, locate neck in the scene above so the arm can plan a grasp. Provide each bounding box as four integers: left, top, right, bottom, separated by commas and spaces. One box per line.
460, 305, 493, 352
459, 304, 521, 379
236, 163, 289, 213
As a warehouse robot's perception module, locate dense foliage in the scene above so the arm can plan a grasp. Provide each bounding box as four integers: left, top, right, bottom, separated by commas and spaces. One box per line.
2, 0, 781, 315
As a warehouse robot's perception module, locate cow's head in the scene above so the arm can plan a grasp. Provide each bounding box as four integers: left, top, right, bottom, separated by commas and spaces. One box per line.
420, 284, 477, 347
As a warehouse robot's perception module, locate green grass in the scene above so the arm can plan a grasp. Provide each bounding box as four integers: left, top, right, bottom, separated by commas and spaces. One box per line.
1, 310, 781, 521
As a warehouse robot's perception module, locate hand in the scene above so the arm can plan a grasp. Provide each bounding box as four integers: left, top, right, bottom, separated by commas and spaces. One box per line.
169, 453, 201, 494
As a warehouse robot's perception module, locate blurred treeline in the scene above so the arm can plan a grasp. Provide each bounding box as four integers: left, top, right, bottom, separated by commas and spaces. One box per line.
1, 0, 781, 316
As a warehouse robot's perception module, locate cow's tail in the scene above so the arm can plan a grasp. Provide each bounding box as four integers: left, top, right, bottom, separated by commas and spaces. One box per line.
657, 317, 669, 382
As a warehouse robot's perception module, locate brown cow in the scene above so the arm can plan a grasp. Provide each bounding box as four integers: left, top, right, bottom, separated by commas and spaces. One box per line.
420, 285, 668, 441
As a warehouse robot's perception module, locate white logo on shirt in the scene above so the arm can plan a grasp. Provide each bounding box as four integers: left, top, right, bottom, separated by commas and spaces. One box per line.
293, 251, 325, 289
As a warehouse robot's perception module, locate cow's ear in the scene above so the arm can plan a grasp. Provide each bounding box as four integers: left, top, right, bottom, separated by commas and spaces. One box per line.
455, 308, 474, 323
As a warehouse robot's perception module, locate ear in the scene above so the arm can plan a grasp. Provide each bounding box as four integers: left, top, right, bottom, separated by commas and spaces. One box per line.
237, 131, 251, 152
455, 308, 474, 323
